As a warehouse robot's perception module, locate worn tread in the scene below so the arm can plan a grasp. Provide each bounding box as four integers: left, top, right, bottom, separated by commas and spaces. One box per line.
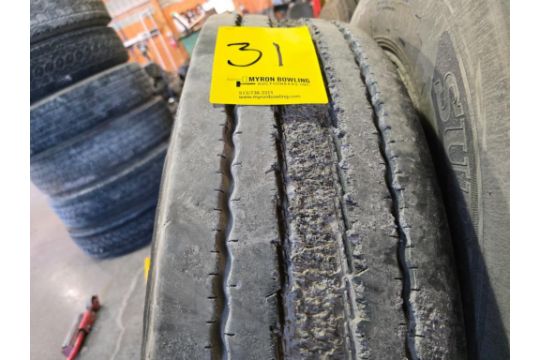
30, 26, 127, 102
142, 14, 237, 360
334, 22, 467, 359
31, 63, 154, 156
31, 0, 110, 44
143, 15, 466, 360
31, 98, 172, 196
350, 2, 510, 358
51, 142, 167, 230
71, 205, 157, 259
222, 106, 283, 359
30, 0, 111, 44
222, 14, 285, 360
305, 18, 408, 359
31, 0, 111, 44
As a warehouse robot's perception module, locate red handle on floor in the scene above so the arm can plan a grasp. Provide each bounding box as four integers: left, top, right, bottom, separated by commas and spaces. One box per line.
64, 296, 100, 359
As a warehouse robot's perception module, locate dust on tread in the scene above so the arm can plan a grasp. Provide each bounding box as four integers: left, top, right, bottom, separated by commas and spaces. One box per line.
277, 105, 350, 359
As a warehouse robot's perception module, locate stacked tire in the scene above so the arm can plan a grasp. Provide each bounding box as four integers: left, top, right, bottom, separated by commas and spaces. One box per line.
31, 0, 173, 258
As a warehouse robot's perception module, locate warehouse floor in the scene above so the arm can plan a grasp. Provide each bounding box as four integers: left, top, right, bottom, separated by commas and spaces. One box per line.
30, 185, 150, 360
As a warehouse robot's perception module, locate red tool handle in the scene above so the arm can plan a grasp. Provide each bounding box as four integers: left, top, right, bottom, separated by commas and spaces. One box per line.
66, 331, 85, 360
65, 296, 100, 359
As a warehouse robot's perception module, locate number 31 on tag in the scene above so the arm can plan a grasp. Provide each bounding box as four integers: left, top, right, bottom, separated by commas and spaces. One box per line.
209, 26, 328, 105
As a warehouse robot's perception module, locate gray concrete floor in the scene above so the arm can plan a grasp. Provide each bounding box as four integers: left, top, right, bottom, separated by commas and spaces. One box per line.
31, 185, 150, 360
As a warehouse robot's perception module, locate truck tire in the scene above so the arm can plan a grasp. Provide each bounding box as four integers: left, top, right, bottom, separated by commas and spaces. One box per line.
51, 142, 167, 240
143, 14, 465, 359
31, 0, 111, 44
31, 63, 154, 156
71, 205, 158, 259
55, 143, 168, 258
31, 98, 172, 195
350, 2, 509, 358
30, 26, 128, 103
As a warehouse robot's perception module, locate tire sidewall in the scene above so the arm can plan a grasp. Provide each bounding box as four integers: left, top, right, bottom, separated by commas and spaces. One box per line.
351, 1, 509, 358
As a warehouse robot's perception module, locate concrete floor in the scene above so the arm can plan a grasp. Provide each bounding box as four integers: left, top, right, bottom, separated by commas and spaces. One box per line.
31, 185, 150, 360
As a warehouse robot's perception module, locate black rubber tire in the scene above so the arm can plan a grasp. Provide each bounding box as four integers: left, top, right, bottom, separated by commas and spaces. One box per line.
350, 2, 509, 359
71, 205, 158, 259
31, 63, 154, 156
31, 97, 172, 195
56, 142, 168, 258
31, 0, 111, 44
143, 14, 465, 359
30, 26, 128, 103
51, 142, 167, 230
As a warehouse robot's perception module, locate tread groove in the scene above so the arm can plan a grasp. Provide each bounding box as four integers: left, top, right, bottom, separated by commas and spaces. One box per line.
273, 104, 351, 358
268, 16, 290, 358
219, 15, 243, 359
214, 105, 238, 360
333, 21, 419, 359
269, 21, 355, 358
272, 107, 292, 360
217, 16, 243, 360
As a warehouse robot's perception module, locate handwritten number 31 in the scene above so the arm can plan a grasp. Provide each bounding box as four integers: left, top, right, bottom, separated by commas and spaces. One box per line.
226, 42, 283, 67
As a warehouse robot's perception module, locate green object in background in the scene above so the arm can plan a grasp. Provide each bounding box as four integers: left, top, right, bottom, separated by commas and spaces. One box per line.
180, 31, 200, 56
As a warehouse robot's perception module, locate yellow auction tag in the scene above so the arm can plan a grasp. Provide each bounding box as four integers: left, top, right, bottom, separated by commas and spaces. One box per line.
209, 26, 328, 105
144, 257, 151, 281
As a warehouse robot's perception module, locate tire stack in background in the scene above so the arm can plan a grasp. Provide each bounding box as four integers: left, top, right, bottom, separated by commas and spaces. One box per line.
30, 0, 173, 258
